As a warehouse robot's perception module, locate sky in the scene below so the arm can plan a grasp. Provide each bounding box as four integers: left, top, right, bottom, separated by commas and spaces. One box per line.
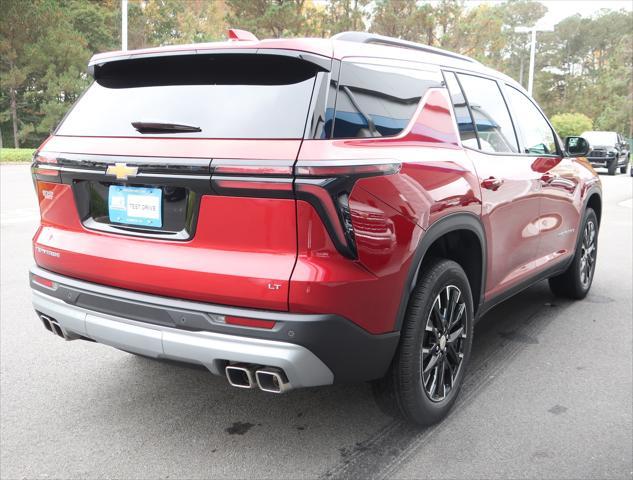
529, 0, 632, 28
462, 0, 633, 29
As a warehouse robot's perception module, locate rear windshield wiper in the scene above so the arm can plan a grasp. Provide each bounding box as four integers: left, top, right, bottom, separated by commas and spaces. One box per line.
131, 121, 201, 134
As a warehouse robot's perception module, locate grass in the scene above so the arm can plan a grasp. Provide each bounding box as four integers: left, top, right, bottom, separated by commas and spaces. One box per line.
0, 148, 36, 163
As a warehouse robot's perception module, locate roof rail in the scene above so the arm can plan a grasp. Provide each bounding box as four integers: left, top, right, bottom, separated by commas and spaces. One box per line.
331, 31, 478, 64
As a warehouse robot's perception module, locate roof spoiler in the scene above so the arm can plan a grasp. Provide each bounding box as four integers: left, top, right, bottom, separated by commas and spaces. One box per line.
87, 31, 331, 78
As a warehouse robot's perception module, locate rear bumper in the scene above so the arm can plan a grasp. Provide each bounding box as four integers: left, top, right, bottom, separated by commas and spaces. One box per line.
30, 266, 399, 385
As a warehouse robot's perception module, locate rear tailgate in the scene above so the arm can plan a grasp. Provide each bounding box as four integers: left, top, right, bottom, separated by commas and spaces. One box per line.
32, 52, 327, 311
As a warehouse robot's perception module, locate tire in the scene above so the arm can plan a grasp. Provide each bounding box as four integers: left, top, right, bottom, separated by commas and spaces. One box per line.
607, 158, 618, 175
372, 258, 474, 426
548, 208, 598, 299
620, 163, 628, 174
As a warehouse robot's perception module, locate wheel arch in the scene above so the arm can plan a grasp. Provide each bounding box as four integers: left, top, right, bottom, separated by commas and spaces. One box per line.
394, 213, 487, 331
585, 188, 602, 227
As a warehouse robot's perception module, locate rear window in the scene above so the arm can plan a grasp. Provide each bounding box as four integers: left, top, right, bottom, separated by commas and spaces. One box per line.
328, 62, 443, 139
57, 54, 321, 139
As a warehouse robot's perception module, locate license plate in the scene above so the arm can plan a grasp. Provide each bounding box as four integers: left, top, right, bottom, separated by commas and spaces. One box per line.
108, 186, 162, 228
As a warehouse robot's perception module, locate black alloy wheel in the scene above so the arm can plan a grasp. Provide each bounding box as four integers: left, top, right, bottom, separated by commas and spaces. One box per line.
421, 285, 467, 402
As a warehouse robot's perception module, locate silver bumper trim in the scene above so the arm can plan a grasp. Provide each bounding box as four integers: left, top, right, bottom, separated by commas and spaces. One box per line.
32, 290, 334, 387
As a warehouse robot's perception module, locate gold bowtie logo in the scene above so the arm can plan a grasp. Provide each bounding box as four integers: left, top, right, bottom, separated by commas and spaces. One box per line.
106, 163, 138, 180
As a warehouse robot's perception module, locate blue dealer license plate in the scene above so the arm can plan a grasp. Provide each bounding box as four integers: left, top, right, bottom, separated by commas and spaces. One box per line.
108, 186, 162, 228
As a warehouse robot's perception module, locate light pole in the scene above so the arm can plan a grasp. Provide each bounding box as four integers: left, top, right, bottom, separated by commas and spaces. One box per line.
515, 26, 553, 97
122, 0, 128, 51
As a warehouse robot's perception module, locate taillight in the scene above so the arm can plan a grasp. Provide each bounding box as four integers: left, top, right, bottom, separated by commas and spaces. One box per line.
295, 160, 401, 258
31, 151, 61, 183
210, 158, 400, 259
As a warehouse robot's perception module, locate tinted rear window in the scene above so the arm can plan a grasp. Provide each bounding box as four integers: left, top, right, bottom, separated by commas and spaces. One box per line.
330, 62, 442, 139
57, 54, 320, 139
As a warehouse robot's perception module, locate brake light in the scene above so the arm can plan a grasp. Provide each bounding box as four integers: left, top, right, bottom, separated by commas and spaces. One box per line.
210, 158, 400, 259
294, 160, 401, 258
31, 152, 61, 182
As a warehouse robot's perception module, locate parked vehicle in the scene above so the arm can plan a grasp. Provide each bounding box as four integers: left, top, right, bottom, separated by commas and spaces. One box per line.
30, 30, 601, 426
582, 130, 630, 175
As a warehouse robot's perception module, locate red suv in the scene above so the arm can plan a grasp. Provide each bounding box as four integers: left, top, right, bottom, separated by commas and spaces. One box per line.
30, 30, 601, 426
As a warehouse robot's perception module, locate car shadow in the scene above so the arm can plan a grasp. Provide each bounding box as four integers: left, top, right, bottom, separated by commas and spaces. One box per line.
84, 281, 571, 454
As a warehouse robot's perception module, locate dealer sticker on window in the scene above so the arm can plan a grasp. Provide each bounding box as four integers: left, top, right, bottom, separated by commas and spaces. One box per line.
108, 185, 162, 228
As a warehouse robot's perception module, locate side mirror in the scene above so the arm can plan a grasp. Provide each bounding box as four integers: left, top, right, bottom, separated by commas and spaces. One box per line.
565, 136, 589, 157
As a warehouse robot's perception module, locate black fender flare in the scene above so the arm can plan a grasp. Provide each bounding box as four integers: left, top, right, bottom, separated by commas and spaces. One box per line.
394, 212, 487, 331
571, 184, 602, 255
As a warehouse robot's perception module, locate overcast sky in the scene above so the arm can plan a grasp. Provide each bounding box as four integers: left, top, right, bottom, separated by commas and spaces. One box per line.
415, 1, 632, 29
529, 0, 632, 28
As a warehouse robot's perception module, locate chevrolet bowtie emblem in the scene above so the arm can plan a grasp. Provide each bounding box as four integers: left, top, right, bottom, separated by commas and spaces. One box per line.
106, 163, 138, 180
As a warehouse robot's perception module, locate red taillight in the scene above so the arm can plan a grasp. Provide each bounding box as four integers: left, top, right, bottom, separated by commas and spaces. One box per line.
225, 316, 276, 329
210, 158, 401, 259
32, 152, 61, 182
295, 162, 400, 177
32, 274, 56, 289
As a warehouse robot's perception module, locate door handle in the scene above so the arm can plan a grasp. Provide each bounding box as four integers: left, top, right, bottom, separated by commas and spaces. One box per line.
481, 177, 503, 191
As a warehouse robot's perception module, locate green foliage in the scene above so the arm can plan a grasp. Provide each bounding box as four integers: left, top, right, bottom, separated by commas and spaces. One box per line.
0, 148, 35, 162
550, 113, 593, 139
1, 0, 631, 148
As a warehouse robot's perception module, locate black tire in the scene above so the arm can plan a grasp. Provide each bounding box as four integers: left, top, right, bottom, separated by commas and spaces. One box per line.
607, 158, 618, 175
372, 258, 474, 426
548, 208, 598, 299
620, 163, 628, 174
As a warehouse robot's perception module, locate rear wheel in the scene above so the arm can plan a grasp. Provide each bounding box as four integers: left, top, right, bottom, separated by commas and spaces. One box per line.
372, 258, 474, 426
549, 208, 598, 299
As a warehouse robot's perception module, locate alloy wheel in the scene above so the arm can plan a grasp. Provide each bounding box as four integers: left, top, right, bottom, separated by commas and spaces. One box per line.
579, 219, 597, 288
421, 285, 467, 402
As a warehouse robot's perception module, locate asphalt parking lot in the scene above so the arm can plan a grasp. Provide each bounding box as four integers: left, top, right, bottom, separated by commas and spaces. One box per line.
1, 164, 631, 480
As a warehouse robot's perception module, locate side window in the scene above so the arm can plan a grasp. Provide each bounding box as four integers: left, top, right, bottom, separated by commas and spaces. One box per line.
443, 71, 479, 149
504, 85, 557, 155
332, 62, 442, 139
457, 73, 519, 154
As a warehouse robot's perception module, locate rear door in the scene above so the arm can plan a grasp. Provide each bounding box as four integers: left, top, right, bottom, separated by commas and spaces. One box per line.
444, 71, 543, 300
502, 83, 581, 269
33, 52, 327, 311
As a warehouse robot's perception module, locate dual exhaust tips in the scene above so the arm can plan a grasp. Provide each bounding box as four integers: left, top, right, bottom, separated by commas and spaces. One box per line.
39, 313, 66, 339
225, 364, 291, 394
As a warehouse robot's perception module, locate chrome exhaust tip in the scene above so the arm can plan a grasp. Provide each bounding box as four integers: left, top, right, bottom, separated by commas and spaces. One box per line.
39, 313, 66, 339
40, 314, 53, 333
225, 364, 257, 389
255, 367, 291, 394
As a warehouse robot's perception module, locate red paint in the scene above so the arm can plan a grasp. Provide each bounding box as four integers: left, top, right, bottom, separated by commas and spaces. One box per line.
31, 40, 601, 337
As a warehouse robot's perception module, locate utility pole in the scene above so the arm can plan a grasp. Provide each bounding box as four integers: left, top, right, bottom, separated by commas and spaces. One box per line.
515, 25, 554, 97
122, 0, 128, 51
527, 28, 536, 96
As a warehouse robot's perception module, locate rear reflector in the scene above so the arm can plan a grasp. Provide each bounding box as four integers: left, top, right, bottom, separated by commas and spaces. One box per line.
32, 275, 56, 289
225, 316, 276, 329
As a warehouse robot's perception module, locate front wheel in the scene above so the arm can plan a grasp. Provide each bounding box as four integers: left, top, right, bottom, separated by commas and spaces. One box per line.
620, 163, 628, 174
373, 258, 474, 426
549, 208, 598, 299
607, 158, 618, 175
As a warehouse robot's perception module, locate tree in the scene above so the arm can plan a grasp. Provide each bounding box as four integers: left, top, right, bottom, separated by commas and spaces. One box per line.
1, 0, 631, 148
224, 0, 317, 38
550, 113, 593, 138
